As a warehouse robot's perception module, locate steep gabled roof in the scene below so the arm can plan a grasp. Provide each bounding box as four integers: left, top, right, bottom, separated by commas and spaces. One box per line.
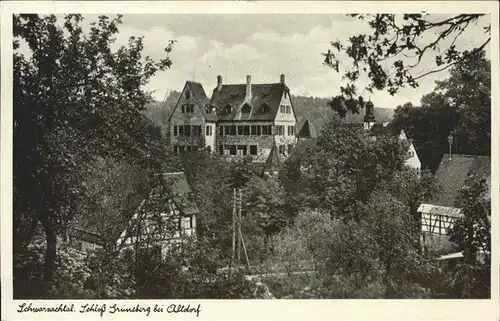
430, 154, 491, 208
71, 171, 199, 246
369, 123, 392, 136
210, 83, 290, 121
289, 138, 316, 164
297, 119, 318, 139
162, 171, 199, 216
169, 81, 216, 122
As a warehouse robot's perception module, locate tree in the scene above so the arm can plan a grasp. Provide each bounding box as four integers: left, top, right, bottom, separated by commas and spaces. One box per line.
299, 117, 406, 216
450, 178, 491, 265
447, 178, 491, 298
71, 157, 150, 248
362, 191, 420, 296
324, 14, 490, 115
13, 14, 174, 286
381, 168, 440, 241
242, 176, 288, 238
391, 50, 490, 170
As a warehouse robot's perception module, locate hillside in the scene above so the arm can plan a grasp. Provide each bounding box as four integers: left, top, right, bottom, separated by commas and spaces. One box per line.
144, 92, 395, 136
291, 95, 395, 133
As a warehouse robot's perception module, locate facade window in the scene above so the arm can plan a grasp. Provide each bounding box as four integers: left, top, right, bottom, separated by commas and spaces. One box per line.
184, 125, 191, 137
250, 145, 257, 155
276, 125, 284, 136
262, 125, 269, 135
182, 104, 194, 113
225, 126, 231, 135
287, 125, 295, 136
243, 126, 250, 136
219, 125, 224, 136
256, 125, 261, 135
230, 125, 236, 135
237, 145, 247, 156
192, 126, 201, 136
287, 144, 294, 155
229, 145, 237, 155
280, 105, 286, 113
251, 125, 257, 135
182, 216, 191, 229
238, 125, 244, 135
206, 125, 212, 136
286, 106, 291, 114
179, 125, 184, 136
173, 125, 178, 136
219, 145, 224, 155
278, 145, 285, 155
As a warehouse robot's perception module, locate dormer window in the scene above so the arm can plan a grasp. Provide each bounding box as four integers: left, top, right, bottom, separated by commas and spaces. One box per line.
241, 103, 251, 113
224, 104, 233, 115
259, 103, 270, 113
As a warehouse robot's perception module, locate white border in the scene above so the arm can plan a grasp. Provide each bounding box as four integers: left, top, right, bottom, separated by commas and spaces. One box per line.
1, 2, 499, 321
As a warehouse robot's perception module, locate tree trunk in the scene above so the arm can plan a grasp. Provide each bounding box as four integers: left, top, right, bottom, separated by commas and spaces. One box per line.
40, 214, 57, 286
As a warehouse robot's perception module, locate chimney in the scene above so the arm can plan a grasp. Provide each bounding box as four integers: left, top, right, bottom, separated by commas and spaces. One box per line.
246, 75, 252, 99
217, 75, 222, 91
280, 74, 285, 84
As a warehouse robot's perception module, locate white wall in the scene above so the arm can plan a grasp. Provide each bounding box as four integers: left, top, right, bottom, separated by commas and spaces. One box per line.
405, 143, 421, 173
205, 122, 216, 152
274, 92, 297, 155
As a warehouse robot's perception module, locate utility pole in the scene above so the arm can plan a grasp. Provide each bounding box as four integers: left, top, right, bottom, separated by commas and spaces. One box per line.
447, 132, 453, 160
238, 189, 243, 265
231, 188, 236, 270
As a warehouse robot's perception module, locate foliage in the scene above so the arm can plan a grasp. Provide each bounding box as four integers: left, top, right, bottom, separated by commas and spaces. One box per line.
447, 178, 491, 298
144, 90, 181, 136
362, 191, 421, 293
72, 157, 150, 248
13, 13, 172, 284
381, 168, 440, 239
324, 14, 490, 115
242, 175, 288, 237
297, 117, 406, 215
391, 50, 490, 171
133, 237, 255, 299
14, 239, 92, 299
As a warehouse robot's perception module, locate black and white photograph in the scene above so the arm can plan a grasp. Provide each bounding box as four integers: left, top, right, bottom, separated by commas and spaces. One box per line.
1, 1, 499, 319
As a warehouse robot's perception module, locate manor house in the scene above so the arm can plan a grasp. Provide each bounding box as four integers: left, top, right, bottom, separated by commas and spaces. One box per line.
168, 74, 297, 162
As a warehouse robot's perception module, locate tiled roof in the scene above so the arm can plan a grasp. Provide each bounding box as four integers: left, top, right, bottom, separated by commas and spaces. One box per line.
210, 83, 290, 121
71, 171, 199, 246
289, 138, 316, 164
162, 171, 199, 215
264, 144, 282, 171
169, 81, 216, 122
430, 154, 491, 208
297, 119, 317, 139
369, 123, 392, 136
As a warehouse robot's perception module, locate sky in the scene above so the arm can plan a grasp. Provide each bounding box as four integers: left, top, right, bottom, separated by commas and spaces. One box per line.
19, 13, 491, 109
